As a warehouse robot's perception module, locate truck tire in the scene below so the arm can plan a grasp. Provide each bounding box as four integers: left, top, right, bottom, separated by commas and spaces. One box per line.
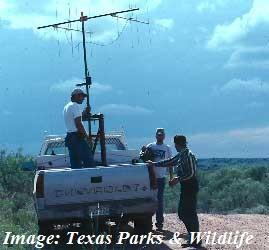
38, 221, 54, 236
79, 219, 93, 234
133, 214, 153, 235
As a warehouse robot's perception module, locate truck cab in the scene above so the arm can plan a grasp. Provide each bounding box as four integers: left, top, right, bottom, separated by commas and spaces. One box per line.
36, 133, 139, 170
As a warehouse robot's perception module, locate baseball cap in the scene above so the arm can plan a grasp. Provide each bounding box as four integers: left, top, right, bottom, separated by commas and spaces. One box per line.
156, 128, 165, 135
71, 88, 88, 97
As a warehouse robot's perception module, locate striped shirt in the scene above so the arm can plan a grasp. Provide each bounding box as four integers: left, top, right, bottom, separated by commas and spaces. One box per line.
154, 147, 197, 182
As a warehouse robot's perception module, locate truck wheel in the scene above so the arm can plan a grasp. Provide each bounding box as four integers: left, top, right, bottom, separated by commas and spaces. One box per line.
38, 221, 53, 236
133, 214, 153, 235
79, 219, 92, 234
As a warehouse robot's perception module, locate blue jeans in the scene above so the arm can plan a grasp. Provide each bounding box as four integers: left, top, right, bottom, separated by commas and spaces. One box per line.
156, 177, 165, 228
65, 132, 94, 169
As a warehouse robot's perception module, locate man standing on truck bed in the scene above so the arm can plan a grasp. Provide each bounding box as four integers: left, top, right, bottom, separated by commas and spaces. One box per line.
146, 128, 173, 231
148, 135, 201, 248
63, 88, 94, 169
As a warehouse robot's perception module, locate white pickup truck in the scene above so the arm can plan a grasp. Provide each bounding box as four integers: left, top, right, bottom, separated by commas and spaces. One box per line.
36, 133, 140, 169
33, 133, 157, 236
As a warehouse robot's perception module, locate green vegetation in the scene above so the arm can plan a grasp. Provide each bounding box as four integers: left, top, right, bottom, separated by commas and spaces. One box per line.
0, 150, 37, 249
165, 165, 269, 214
0, 150, 268, 249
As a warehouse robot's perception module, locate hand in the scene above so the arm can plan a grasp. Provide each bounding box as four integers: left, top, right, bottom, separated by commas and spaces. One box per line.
169, 177, 179, 187
146, 160, 154, 167
85, 106, 91, 113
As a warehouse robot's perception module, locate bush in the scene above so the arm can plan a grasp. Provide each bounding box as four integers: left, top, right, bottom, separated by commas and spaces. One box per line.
245, 205, 269, 214
164, 165, 269, 214
0, 150, 37, 249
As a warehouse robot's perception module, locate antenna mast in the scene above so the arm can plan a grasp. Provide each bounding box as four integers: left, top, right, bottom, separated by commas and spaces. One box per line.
37, 8, 148, 166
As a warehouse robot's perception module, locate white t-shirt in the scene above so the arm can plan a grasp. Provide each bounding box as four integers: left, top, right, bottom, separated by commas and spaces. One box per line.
63, 101, 82, 132
147, 142, 172, 178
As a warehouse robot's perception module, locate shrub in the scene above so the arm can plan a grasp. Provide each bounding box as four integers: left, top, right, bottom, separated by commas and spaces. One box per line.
164, 166, 269, 214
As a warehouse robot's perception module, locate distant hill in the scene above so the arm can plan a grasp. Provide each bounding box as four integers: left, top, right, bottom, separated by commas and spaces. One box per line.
198, 158, 269, 170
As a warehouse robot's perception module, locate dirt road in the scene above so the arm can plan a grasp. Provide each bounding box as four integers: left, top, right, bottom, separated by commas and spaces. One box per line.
39, 213, 269, 250
144, 213, 269, 249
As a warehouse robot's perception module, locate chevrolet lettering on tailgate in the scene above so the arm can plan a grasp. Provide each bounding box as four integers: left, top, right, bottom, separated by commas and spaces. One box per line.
55, 184, 148, 198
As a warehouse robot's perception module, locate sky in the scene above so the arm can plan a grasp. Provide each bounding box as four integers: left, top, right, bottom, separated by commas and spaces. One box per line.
1, 0, 269, 158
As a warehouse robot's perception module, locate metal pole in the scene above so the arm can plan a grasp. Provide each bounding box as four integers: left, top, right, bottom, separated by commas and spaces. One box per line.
81, 12, 93, 150
99, 114, 107, 166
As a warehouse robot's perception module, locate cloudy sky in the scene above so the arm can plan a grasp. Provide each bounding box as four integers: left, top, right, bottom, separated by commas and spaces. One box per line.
1, 0, 269, 158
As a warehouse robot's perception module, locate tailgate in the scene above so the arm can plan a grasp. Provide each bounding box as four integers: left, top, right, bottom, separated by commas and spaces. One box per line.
44, 164, 153, 206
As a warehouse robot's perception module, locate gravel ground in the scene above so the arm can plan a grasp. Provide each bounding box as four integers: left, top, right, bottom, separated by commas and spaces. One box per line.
145, 213, 269, 250
38, 213, 269, 249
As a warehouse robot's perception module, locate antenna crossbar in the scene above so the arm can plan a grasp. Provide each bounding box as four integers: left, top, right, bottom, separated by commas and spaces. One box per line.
37, 8, 139, 29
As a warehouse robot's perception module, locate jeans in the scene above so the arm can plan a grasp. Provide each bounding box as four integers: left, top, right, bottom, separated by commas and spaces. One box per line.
155, 177, 165, 228
178, 177, 200, 241
65, 132, 94, 169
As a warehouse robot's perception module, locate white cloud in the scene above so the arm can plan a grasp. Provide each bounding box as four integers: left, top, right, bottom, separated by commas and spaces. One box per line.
0, 0, 162, 42
98, 104, 153, 115
49, 78, 80, 92
197, 0, 227, 13
197, 1, 216, 12
154, 18, 174, 30
92, 82, 112, 92
129, 125, 269, 157
50, 78, 112, 94
0, 0, 9, 11
225, 46, 269, 69
220, 78, 269, 94
207, 0, 269, 49
190, 126, 269, 158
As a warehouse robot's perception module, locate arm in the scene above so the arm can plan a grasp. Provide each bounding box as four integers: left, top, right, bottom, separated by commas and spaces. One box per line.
72, 104, 88, 138
154, 152, 181, 168
82, 106, 91, 121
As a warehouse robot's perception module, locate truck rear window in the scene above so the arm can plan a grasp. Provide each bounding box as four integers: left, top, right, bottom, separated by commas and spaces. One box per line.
44, 138, 126, 155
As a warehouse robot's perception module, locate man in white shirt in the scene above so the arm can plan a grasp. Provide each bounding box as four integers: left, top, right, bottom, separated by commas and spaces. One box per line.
146, 128, 173, 231
63, 88, 94, 168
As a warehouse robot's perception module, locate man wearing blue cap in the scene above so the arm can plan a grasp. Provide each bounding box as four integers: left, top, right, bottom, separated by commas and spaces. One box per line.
63, 88, 94, 168
146, 128, 173, 231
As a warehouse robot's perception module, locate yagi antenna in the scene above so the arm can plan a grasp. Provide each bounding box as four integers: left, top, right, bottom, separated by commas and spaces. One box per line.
37, 8, 149, 166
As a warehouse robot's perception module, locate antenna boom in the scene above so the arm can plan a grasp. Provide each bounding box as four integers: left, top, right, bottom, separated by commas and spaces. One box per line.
37, 8, 139, 29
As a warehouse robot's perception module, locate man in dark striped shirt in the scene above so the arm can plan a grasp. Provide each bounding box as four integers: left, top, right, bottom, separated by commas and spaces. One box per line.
148, 135, 201, 248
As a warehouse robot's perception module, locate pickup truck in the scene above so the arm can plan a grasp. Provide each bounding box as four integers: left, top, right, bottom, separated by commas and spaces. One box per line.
33, 134, 157, 237
36, 133, 140, 170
